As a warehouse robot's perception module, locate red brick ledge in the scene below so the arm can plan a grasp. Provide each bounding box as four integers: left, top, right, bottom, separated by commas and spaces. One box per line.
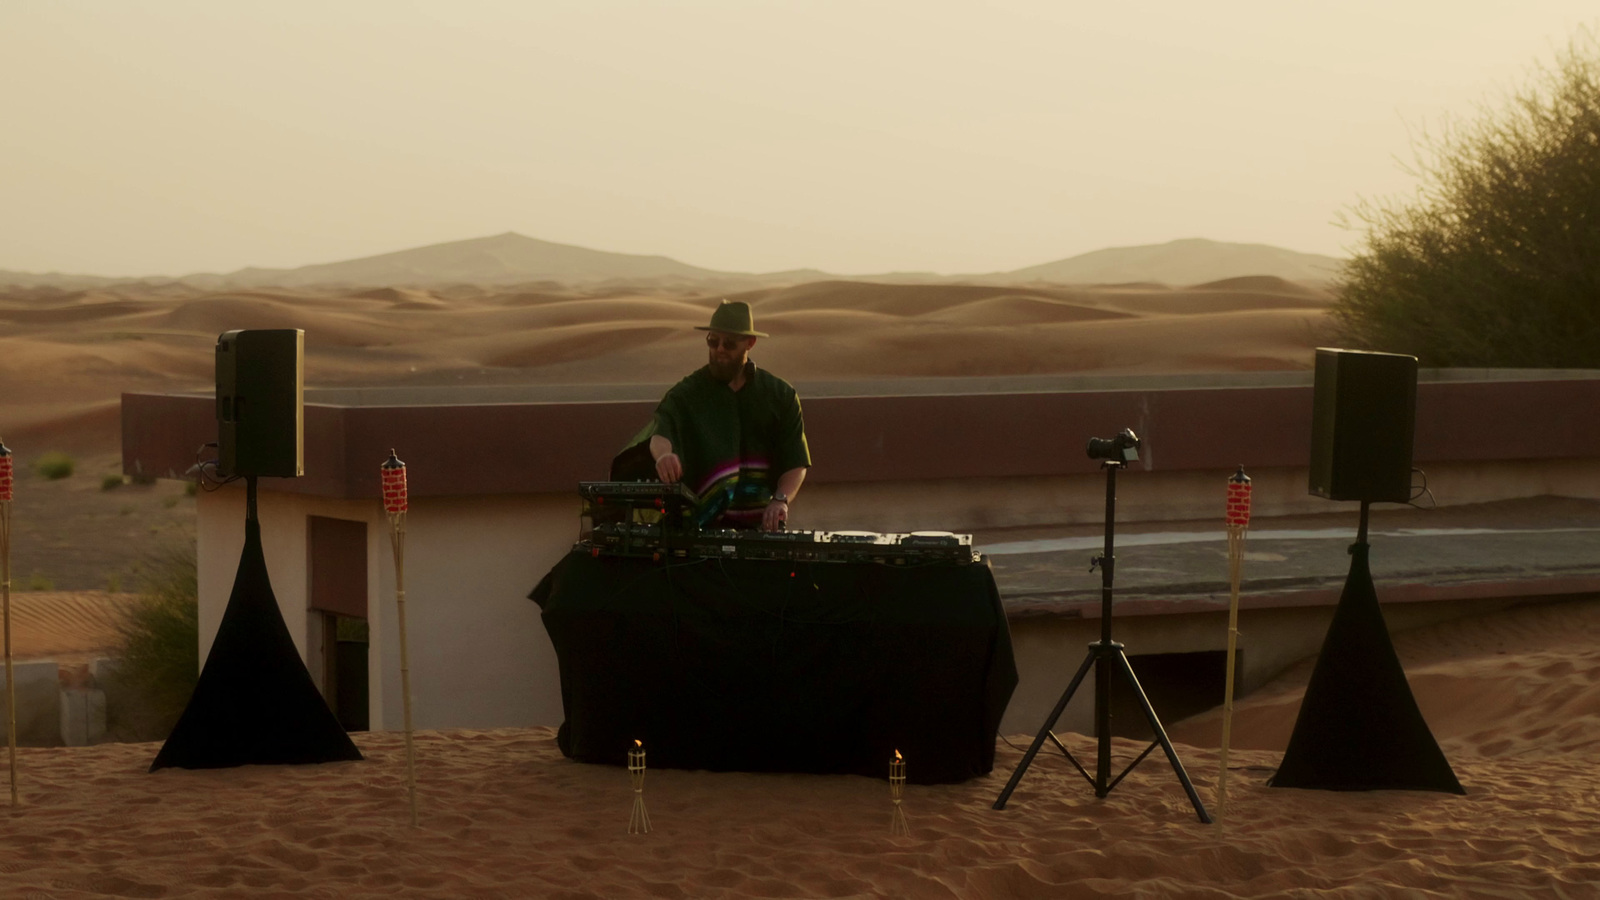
123, 374, 1600, 498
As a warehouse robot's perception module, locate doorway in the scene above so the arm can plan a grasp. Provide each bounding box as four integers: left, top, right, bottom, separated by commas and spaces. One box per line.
308, 515, 369, 732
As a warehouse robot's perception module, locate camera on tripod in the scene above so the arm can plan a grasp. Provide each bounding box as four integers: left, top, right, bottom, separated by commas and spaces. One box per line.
994, 421, 1210, 822
1086, 427, 1141, 463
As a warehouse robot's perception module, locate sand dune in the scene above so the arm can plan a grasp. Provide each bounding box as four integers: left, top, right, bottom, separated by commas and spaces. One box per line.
343, 287, 441, 305
1170, 597, 1600, 759
0, 277, 1331, 453
387, 299, 451, 311
450, 297, 710, 332
156, 297, 410, 348
0, 298, 149, 325
1191, 275, 1330, 296
0, 337, 215, 406
3, 590, 138, 665
745, 309, 1327, 380
0, 401, 124, 454
0, 597, 1594, 897
755, 308, 908, 336
469, 323, 687, 369
483, 289, 616, 307
753, 281, 1077, 317
1095, 288, 1332, 317
923, 295, 1134, 326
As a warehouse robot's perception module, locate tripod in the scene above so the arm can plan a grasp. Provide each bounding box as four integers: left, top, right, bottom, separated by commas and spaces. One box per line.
993, 460, 1212, 824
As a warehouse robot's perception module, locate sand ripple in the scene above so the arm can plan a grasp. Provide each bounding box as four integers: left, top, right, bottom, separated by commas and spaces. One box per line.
5, 591, 138, 663
0, 730, 1594, 898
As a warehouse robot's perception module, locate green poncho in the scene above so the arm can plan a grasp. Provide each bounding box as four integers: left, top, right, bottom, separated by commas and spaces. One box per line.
622, 362, 811, 527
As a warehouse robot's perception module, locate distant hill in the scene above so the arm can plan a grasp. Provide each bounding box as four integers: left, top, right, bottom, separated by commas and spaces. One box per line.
1, 235, 1347, 290
999, 238, 1344, 285
0, 269, 127, 290
177, 232, 729, 288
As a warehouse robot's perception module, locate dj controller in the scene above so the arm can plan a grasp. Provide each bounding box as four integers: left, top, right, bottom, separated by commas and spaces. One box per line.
575, 481, 979, 565
581, 523, 978, 565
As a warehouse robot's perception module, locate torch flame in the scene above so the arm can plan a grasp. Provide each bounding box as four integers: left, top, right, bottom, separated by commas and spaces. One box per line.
894, 749, 902, 761
635, 739, 642, 748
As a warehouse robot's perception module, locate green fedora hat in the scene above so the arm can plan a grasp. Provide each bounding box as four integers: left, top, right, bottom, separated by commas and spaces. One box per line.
695, 299, 768, 337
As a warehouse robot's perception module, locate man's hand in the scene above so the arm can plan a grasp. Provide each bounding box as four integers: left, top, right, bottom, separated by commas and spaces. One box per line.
655, 452, 682, 483
762, 498, 789, 531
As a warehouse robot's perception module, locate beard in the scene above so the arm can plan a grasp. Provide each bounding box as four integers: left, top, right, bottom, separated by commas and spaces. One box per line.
708, 354, 744, 383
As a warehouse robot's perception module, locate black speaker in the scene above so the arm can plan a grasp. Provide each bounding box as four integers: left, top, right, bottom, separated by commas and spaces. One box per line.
216, 329, 304, 478
1308, 347, 1417, 503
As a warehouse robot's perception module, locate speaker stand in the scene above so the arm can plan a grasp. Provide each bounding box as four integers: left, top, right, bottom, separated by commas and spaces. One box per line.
992, 461, 1212, 824
1268, 497, 1464, 793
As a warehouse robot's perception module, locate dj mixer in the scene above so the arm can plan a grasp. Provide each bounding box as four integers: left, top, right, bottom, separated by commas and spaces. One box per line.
576, 481, 978, 564
582, 522, 978, 565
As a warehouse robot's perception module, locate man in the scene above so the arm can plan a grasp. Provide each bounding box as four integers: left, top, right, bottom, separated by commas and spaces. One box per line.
614, 300, 810, 531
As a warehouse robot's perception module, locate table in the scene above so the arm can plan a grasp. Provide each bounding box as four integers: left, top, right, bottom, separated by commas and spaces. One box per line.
530, 550, 1017, 784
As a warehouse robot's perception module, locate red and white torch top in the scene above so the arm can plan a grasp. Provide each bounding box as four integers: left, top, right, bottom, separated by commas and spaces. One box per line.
1225, 465, 1252, 528
381, 449, 408, 515
0, 439, 13, 503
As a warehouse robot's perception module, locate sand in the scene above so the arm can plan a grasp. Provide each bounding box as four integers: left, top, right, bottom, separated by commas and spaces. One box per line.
1169, 597, 1600, 762
0, 597, 1595, 898
2, 591, 139, 666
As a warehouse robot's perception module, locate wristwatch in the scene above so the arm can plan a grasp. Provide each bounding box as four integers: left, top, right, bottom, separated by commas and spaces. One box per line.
772, 492, 789, 504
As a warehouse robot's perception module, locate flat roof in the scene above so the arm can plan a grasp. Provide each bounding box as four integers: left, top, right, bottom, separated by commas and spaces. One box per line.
984, 495, 1600, 619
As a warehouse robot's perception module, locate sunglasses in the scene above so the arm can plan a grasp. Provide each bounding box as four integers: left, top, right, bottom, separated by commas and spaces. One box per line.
705, 334, 748, 351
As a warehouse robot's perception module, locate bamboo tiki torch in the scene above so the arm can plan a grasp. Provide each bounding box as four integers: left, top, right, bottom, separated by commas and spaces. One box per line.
628, 740, 651, 834
1, 439, 16, 806
1217, 465, 1252, 818
381, 450, 419, 826
889, 749, 909, 836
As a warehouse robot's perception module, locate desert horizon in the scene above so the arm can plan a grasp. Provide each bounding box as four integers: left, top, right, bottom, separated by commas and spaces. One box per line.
0, 233, 1346, 292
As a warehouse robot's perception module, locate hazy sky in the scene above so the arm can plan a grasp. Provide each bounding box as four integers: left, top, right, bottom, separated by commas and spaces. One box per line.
2, 3, 1596, 277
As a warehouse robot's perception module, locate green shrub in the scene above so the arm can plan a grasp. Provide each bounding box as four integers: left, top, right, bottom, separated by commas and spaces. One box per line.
113, 542, 199, 739
1332, 29, 1600, 366
35, 452, 75, 480
106, 573, 123, 593
184, 481, 198, 497
102, 474, 127, 491
25, 573, 53, 591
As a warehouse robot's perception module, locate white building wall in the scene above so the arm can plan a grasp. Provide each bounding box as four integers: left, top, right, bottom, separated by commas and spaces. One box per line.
372, 492, 578, 731
196, 484, 580, 733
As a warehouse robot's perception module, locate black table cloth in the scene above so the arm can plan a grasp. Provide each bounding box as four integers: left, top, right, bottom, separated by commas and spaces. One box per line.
530, 550, 1017, 784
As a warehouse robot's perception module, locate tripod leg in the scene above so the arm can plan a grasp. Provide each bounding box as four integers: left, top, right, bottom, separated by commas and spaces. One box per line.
1112, 650, 1213, 824
992, 648, 1097, 810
